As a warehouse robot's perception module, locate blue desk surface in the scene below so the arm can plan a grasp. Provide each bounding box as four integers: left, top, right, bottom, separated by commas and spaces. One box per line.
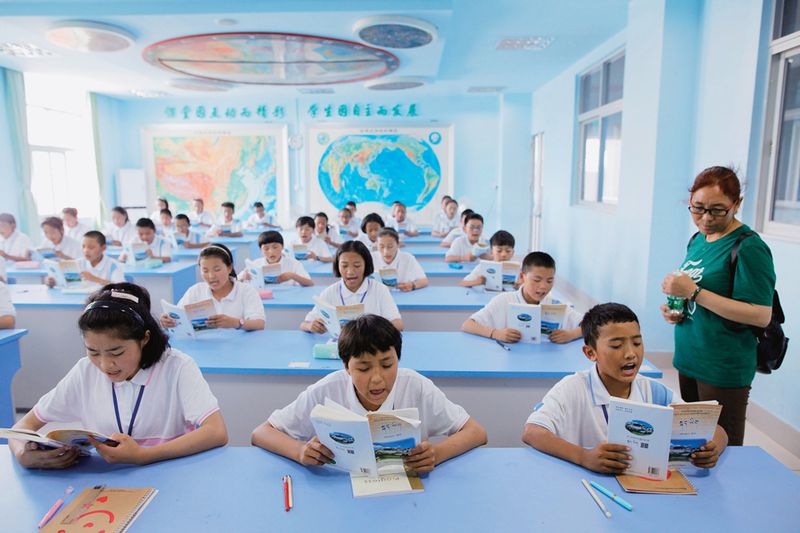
0, 329, 26, 427
6, 261, 196, 279
173, 329, 662, 379
262, 285, 496, 309
2, 446, 795, 532
9, 284, 87, 308
401, 245, 445, 257
0, 328, 28, 345
305, 260, 476, 277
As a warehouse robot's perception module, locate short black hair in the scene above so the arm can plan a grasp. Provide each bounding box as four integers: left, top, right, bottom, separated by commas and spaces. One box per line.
41, 216, 64, 232
333, 240, 374, 278
136, 217, 156, 231
522, 251, 556, 272
253, 201, 264, 209
199, 244, 237, 278
490, 230, 515, 248
346, 201, 357, 208
295, 216, 314, 229
176, 214, 190, 223
0, 213, 15, 225
193, 198, 204, 204
378, 227, 400, 242
157, 197, 169, 209
464, 213, 483, 226
160, 208, 172, 218
338, 314, 402, 367
79, 283, 170, 370
84, 230, 106, 246
459, 208, 474, 221
315, 211, 329, 221
360, 212, 385, 234
339, 207, 352, 216
111, 206, 128, 221
221, 201, 235, 211
441, 195, 452, 202
445, 198, 458, 207
258, 230, 283, 247
580, 303, 640, 348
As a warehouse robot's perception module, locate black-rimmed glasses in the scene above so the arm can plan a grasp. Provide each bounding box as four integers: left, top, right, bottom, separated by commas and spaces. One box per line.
688, 205, 731, 217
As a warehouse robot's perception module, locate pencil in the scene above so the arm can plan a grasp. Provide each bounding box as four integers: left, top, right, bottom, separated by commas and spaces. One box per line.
581, 478, 611, 518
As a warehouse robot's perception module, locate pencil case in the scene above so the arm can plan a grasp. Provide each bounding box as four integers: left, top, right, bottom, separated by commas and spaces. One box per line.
313, 343, 339, 359
259, 289, 273, 300
448, 262, 464, 270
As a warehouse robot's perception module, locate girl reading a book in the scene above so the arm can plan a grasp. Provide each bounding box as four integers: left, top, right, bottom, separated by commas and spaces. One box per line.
300, 240, 403, 333
9, 283, 228, 468
372, 228, 428, 292
160, 244, 265, 331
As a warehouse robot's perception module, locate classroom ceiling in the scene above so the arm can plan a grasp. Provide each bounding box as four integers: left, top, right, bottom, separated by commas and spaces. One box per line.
0, 0, 629, 99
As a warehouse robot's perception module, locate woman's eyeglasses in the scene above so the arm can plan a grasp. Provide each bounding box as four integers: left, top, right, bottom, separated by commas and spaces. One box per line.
688, 205, 731, 217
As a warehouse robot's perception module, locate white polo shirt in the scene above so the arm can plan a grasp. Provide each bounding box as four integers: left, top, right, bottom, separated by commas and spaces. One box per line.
441, 226, 464, 245
247, 212, 275, 228
526, 365, 678, 449
355, 232, 378, 252
0, 282, 15, 317
315, 227, 341, 246
77, 255, 126, 283
388, 217, 418, 237
33, 349, 220, 446
1, 230, 33, 258
207, 219, 242, 237
447, 235, 486, 259
65, 222, 91, 242
433, 212, 459, 234
188, 210, 215, 227
371, 251, 426, 283
268, 368, 470, 443
286, 235, 332, 260
338, 219, 360, 237
173, 229, 204, 246
135, 235, 174, 259
241, 255, 310, 287
304, 278, 401, 323
105, 221, 136, 246
178, 279, 265, 321
45, 235, 83, 260
469, 289, 583, 331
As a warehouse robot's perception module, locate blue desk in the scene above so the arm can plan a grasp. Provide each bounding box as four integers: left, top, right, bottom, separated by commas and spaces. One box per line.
0, 329, 27, 427
262, 285, 499, 330
173, 329, 661, 446
399, 234, 441, 245
305, 260, 476, 287
2, 446, 795, 532
402, 245, 446, 259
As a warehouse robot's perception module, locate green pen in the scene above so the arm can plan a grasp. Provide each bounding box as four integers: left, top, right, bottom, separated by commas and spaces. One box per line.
590, 480, 634, 511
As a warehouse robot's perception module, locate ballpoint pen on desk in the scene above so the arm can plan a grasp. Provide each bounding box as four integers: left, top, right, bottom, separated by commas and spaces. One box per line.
495, 339, 510, 351
581, 479, 611, 519
38, 485, 73, 529
590, 480, 633, 511
283, 475, 293, 512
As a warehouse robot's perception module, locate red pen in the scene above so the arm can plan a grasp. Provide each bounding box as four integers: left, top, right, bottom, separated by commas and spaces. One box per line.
282, 475, 292, 512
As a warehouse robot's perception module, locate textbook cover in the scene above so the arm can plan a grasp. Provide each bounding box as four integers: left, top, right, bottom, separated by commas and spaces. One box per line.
377, 268, 398, 289
480, 260, 502, 292
292, 243, 309, 260
313, 297, 364, 338
0, 428, 116, 456
124, 243, 149, 266
607, 398, 675, 480
501, 261, 520, 291
35, 246, 57, 259
160, 299, 195, 339
184, 299, 215, 331
669, 401, 722, 469
507, 303, 542, 343
244, 260, 281, 289
541, 303, 568, 340
43, 259, 83, 289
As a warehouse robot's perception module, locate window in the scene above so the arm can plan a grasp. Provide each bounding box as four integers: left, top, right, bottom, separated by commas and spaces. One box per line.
761, 1, 800, 237
24, 73, 100, 220
576, 52, 624, 205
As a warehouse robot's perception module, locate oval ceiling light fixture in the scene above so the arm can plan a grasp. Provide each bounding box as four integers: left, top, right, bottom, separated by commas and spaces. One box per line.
353, 15, 437, 49
168, 78, 233, 92
46, 20, 135, 52
215, 18, 238, 27
144, 32, 399, 85
364, 76, 426, 91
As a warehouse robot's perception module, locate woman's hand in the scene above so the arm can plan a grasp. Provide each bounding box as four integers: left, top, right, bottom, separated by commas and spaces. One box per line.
660, 303, 684, 324
661, 272, 696, 299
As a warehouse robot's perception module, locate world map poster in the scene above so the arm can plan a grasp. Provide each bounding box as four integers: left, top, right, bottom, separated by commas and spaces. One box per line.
306, 125, 453, 223
142, 124, 289, 224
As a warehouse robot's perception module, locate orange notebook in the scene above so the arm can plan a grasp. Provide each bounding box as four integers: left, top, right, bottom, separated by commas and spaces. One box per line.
616, 468, 697, 495
42, 486, 158, 533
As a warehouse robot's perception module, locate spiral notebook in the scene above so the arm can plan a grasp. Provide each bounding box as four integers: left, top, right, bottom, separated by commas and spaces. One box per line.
616, 468, 697, 495
42, 486, 158, 533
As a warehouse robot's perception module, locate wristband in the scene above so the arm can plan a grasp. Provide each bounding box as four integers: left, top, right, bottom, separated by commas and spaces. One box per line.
411, 281, 416, 290
690, 286, 703, 302
237, 318, 244, 330
489, 328, 495, 340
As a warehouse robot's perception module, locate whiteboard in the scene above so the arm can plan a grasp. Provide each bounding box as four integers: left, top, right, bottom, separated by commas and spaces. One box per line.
116, 168, 147, 208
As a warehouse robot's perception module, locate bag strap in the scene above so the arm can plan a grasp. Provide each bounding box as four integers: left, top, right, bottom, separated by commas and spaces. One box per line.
728, 230, 756, 298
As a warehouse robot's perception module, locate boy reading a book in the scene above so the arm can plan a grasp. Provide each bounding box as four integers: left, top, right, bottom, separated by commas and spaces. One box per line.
238, 230, 313, 287
459, 230, 518, 288
445, 213, 490, 263
253, 314, 487, 472
119, 218, 174, 264
461, 251, 583, 343
174, 214, 208, 249
522, 303, 728, 473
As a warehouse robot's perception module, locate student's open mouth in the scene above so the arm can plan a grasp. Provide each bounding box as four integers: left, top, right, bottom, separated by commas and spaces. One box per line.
369, 388, 386, 398
621, 362, 637, 376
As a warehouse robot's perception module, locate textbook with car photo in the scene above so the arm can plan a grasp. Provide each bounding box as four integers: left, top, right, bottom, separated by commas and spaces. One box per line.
541, 304, 567, 340
43, 259, 92, 292
160, 298, 216, 338
501, 261, 520, 291
507, 303, 542, 343
312, 297, 364, 338
244, 259, 281, 289
480, 260, 502, 292
0, 427, 117, 455
377, 268, 398, 289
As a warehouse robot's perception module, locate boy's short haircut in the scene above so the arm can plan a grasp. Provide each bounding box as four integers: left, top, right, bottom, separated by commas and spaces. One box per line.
338, 314, 402, 367
464, 213, 484, 225
253, 201, 264, 209
84, 230, 107, 246
221, 201, 235, 211
333, 240, 374, 278
580, 303, 640, 348
194, 198, 204, 205
315, 211, 328, 221
522, 251, 556, 272
295, 216, 314, 229
136, 217, 156, 231
111, 206, 128, 220
360, 212, 385, 234
258, 230, 284, 247
378, 227, 400, 242
395, 201, 406, 209
346, 201, 357, 208
41, 216, 64, 232
0, 213, 15, 225
490, 230, 515, 248
175, 214, 190, 223
339, 207, 352, 216
160, 208, 172, 217
445, 198, 458, 207
441, 195, 452, 202
460, 208, 474, 220
62, 207, 78, 217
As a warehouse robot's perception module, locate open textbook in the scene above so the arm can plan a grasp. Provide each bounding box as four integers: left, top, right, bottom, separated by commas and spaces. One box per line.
43, 259, 96, 293
312, 296, 364, 338
507, 303, 542, 343
376, 268, 398, 289
607, 398, 722, 480
0, 428, 117, 455
244, 259, 281, 289
480, 260, 502, 292
160, 299, 216, 338
502, 261, 520, 291
540, 304, 567, 338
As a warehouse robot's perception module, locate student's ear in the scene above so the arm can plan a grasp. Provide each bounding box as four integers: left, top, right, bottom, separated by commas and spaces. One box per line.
140, 330, 151, 348
582, 344, 597, 362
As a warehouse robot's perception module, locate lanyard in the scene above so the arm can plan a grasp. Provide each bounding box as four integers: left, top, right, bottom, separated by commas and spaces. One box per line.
111, 383, 146, 437
601, 404, 608, 424
340, 279, 370, 306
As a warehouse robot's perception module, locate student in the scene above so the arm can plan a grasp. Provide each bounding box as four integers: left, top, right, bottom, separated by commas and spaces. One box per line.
8, 283, 227, 468
173, 214, 208, 249
461, 252, 583, 344
0, 213, 33, 261
46, 231, 126, 287
523, 303, 728, 473
373, 228, 428, 292
286, 216, 333, 263
388, 200, 401, 222
460, 230, 517, 288
61, 207, 91, 241
0, 256, 6, 283
440, 209, 473, 247
189, 198, 215, 228
445, 213, 490, 263
158, 209, 176, 239
301, 240, 403, 333
105, 206, 136, 246
160, 244, 265, 331
356, 212, 385, 252
0, 281, 15, 329
314, 211, 341, 248
346, 200, 361, 226
40, 217, 82, 260
119, 218, 174, 264
337, 207, 360, 238
238, 231, 313, 287
432, 198, 459, 237
388, 202, 420, 238
246, 201, 279, 229
253, 314, 487, 471
149, 197, 169, 223
207, 202, 243, 237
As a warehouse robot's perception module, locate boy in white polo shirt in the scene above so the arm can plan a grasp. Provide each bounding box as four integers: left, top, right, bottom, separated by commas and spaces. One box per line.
387, 202, 419, 238
40, 216, 82, 260
460, 230, 517, 288
238, 230, 313, 287
286, 216, 333, 263
522, 303, 728, 473
0, 281, 15, 329
189, 198, 215, 228
440, 208, 472, 247
446, 212, 491, 263
46, 231, 126, 288
119, 218, 174, 264
461, 251, 583, 344
61, 207, 91, 241
372, 227, 428, 291
433, 197, 459, 237
252, 314, 487, 472
0, 213, 33, 262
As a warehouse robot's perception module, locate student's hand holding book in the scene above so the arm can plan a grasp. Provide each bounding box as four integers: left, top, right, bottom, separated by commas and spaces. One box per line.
15, 441, 81, 469
307, 318, 328, 334
89, 434, 143, 465
689, 439, 721, 469
404, 441, 436, 473
579, 443, 632, 474
206, 314, 239, 329
299, 436, 334, 466
491, 328, 522, 343
160, 313, 177, 328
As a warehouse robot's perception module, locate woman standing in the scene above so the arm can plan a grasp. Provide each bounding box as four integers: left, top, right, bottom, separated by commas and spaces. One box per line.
661, 166, 775, 445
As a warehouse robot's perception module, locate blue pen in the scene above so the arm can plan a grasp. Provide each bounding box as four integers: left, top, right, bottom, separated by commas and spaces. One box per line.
590, 480, 633, 511
495, 339, 510, 351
